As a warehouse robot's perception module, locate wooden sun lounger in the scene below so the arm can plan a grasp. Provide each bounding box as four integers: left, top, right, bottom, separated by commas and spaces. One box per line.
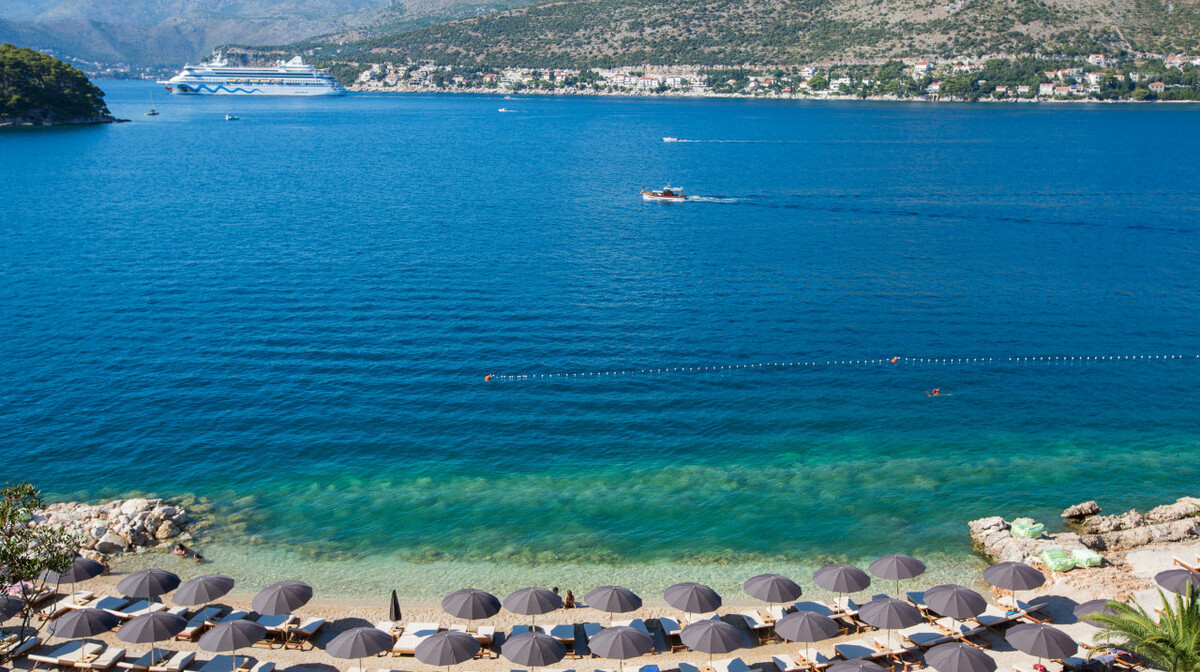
29, 641, 104, 668
996, 597, 1054, 624
197, 655, 252, 672
935, 619, 991, 649
710, 658, 751, 672
656, 618, 685, 653
284, 617, 325, 650
773, 655, 804, 672
896, 624, 951, 649
870, 637, 922, 671
150, 651, 195, 672
612, 619, 651, 636
108, 600, 165, 621
971, 606, 1017, 633
117, 648, 172, 671
206, 611, 247, 628
2, 635, 42, 659
834, 640, 887, 661
87, 596, 130, 615
75, 646, 126, 671
41, 591, 97, 620
392, 623, 439, 656
740, 611, 775, 644
796, 652, 833, 672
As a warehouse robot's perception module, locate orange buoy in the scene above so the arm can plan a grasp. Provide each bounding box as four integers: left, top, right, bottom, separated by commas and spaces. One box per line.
484, 374, 494, 382
890, 357, 899, 363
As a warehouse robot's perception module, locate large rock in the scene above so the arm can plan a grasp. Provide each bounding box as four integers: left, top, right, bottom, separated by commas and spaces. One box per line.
154, 521, 179, 540
119, 498, 149, 516
1062, 501, 1102, 519
96, 531, 128, 554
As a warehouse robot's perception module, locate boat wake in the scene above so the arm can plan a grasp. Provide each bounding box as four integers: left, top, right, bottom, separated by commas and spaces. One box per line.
685, 196, 739, 203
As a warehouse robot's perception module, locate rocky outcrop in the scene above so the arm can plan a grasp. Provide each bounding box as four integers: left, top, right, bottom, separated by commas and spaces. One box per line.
32, 498, 194, 557
971, 496, 1200, 564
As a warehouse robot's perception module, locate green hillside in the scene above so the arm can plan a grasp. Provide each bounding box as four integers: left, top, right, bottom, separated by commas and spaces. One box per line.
0, 43, 113, 125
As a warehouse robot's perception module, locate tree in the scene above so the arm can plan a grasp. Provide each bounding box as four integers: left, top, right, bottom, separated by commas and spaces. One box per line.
0, 481, 78, 662
1092, 588, 1200, 672
0, 44, 111, 122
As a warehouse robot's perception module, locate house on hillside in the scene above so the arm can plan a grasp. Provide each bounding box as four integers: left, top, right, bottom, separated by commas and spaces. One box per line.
1088, 53, 1109, 66
1017, 85, 1031, 95
927, 81, 942, 94
639, 76, 661, 89
1165, 56, 1184, 69
1149, 81, 1166, 93
912, 62, 933, 79
993, 85, 1009, 96
1053, 86, 1071, 96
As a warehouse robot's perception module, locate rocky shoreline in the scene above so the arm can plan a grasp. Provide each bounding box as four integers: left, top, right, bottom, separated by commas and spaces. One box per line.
0, 110, 124, 127
32, 497, 200, 559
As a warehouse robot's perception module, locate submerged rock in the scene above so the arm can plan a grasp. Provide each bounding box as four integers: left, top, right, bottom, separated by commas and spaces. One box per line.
1062, 501, 1101, 519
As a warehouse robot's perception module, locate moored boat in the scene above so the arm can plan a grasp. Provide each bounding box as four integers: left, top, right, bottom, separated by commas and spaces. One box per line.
641, 185, 686, 202
663, 136, 679, 142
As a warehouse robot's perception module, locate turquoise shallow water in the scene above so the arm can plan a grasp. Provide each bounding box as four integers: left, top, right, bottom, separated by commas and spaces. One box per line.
2, 83, 1199, 598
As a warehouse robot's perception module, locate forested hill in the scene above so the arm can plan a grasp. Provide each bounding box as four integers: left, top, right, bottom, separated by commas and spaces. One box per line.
0, 44, 114, 125
319, 0, 1200, 67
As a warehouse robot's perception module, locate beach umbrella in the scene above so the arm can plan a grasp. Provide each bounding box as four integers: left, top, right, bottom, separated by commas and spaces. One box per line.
924, 585, 986, 621
47, 608, 119, 641
828, 660, 888, 672
117, 569, 181, 601
814, 564, 871, 612
1073, 599, 1120, 626
588, 625, 652, 672
174, 575, 235, 622
501, 631, 566, 671
680, 619, 743, 666
868, 555, 926, 597
744, 574, 803, 605
252, 581, 312, 615
1155, 569, 1200, 594
503, 587, 562, 627
775, 611, 840, 665
983, 562, 1044, 613
0, 595, 25, 620
858, 598, 923, 649
1005, 624, 1078, 666
585, 586, 643, 623
42, 557, 106, 606
664, 582, 722, 616
199, 620, 268, 672
118, 611, 187, 666
390, 589, 403, 624
926, 643, 997, 672
416, 630, 481, 669
328, 626, 397, 672
442, 589, 500, 624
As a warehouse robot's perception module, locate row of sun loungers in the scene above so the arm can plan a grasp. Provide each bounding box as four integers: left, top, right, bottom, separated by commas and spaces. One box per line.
22, 640, 274, 672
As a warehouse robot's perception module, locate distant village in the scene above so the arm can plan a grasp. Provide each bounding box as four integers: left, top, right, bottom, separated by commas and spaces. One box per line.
351, 54, 1200, 101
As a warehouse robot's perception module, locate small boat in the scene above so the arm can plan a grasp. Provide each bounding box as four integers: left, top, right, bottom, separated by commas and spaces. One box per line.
225, 114, 239, 121
663, 136, 679, 142
146, 109, 159, 116
641, 185, 687, 202
498, 107, 509, 112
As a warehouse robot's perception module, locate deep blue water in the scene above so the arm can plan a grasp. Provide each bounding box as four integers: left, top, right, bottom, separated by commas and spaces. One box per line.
2, 82, 1199, 572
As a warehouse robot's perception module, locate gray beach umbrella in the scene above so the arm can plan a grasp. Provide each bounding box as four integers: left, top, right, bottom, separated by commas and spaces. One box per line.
868, 555, 927, 596
664, 582, 722, 615
1155, 569, 1200, 594
744, 574, 803, 604
46, 607, 119, 640
117, 569, 181, 601
0, 595, 25, 620
390, 589, 403, 623
585, 586, 643, 619
251, 580, 313, 615
926, 643, 998, 672
328, 626, 398, 672
199, 620, 268, 672
925, 585, 987, 620
443, 588, 501, 621
680, 618, 743, 665
501, 631, 567, 669
775, 611, 840, 665
588, 625, 654, 660
813, 564, 871, 594
983, 562, 1045, 611
42, 557, 105, 586
1005, 624, 1078, 663
1073, 599, 1120, 626
118, 611, 187, 666
174, 575, 235, 622
416, 630, 483, 668
503, 587, 563, 626
828, 660, 889, 672
858, 598, 923, 649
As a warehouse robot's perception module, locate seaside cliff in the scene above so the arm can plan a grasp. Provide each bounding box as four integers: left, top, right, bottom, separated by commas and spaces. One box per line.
0, 43, 120, 127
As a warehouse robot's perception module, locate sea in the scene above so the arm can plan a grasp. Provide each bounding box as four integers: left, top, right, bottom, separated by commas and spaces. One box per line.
2, 81, 1198, 603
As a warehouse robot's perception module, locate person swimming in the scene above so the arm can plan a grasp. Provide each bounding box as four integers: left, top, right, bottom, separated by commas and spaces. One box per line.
926, 388, 941, 397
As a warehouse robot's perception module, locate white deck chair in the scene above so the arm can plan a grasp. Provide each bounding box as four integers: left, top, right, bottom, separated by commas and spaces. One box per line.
772, 655, 803, 672
149, 651, 195, 672
76, 646, 126, 671
711, 657, 751, 672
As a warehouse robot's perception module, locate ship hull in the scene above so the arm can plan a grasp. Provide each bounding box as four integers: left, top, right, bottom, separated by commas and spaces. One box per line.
161, 83, 346, 96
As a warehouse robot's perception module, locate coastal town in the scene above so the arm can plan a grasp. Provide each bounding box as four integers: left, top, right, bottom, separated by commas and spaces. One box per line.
348, 54, 1200, 101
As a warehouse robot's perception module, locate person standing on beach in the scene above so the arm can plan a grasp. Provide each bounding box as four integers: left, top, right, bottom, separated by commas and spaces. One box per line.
564, 590, 576, 608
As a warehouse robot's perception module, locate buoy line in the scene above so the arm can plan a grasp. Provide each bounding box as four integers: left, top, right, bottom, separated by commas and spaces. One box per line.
484, 353, 1200, 382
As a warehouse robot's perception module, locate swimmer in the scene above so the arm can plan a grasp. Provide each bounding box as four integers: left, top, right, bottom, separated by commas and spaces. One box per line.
926, 388, 941, 397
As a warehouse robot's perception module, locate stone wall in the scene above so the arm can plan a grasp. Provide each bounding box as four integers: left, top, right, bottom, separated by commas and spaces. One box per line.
32, 498, 194, 557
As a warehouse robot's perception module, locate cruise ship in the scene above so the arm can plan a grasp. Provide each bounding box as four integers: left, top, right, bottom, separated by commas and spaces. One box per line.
159, 54, 347, 96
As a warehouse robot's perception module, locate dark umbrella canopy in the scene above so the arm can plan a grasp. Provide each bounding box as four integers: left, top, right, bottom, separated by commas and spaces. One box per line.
1073, 599, 1120, 626
501, 632, 567, 667
585, 586, 643, 614
813, 565, 871, 594
858, 598, 923, 630
587, 626, 653, 660
443, 589, 501, 620
828, 661, 889, 672
42, 557, 105, 585
983, 562, 1045, 591
416, 630, 481, 666
926, 643, 998, 672
47, 608, 119, 639
252, 581, 313, 615
0, 596, 25, 620
390, 590, 403, 622
327, 627, 395, 660
503, 587, 563, 616
1005, 624, 1078, 659
868, 555, 926, 581
198, 620, 268, 652
664, 583, 722, 614
925, 585, 987, 620
774, 612, 840, 643
174, 575, 235, 606
1155, 570, 1200, 594
744, 574, 803, 604
679, 619, 743, 654
117, 569, 181, 600
118, 612, 187, 643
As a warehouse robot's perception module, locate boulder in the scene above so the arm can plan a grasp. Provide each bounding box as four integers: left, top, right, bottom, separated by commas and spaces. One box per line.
1062, 501, 1102, 519
154, 521, 179, 540
96, 531, 128, 554
119, 498, 149, 516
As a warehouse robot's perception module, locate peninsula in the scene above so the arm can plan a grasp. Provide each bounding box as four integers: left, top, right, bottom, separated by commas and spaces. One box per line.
0, 43, 119, 127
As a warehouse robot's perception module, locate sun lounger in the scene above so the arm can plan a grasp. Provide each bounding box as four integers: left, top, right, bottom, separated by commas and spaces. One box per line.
117, 648, 172, 671
249, 662, 273, 672
41, 591, 97, 620
773, 655, 803, 672
612, 619, 651, 636
677, 663, 701, 672
206, 611, 247, 628
108, 600, 166, 621
971, 606, 1016, 632
796, 651, 833, 671
29, 641, 104, 668
87, 596, 130, 615
582, 623, 602, 642
149, 651, 195, 672
392, 623, 439, 656
657, 618, 685, 652
997, 597, 1054, 623
896, 624, 950, 649
2, 635, 42, 659
197, 655, 251, 672
75, 646, 126, 670
510, 625, 545, 637
711, 658, 751, 672
548, 624, 575, 643
283, 616, 324, 650
768, 606, 789, 622
476, 625, 497, 647
834, 641, 882, 661
935, 619, 991, 648
740, 611, 775, 644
